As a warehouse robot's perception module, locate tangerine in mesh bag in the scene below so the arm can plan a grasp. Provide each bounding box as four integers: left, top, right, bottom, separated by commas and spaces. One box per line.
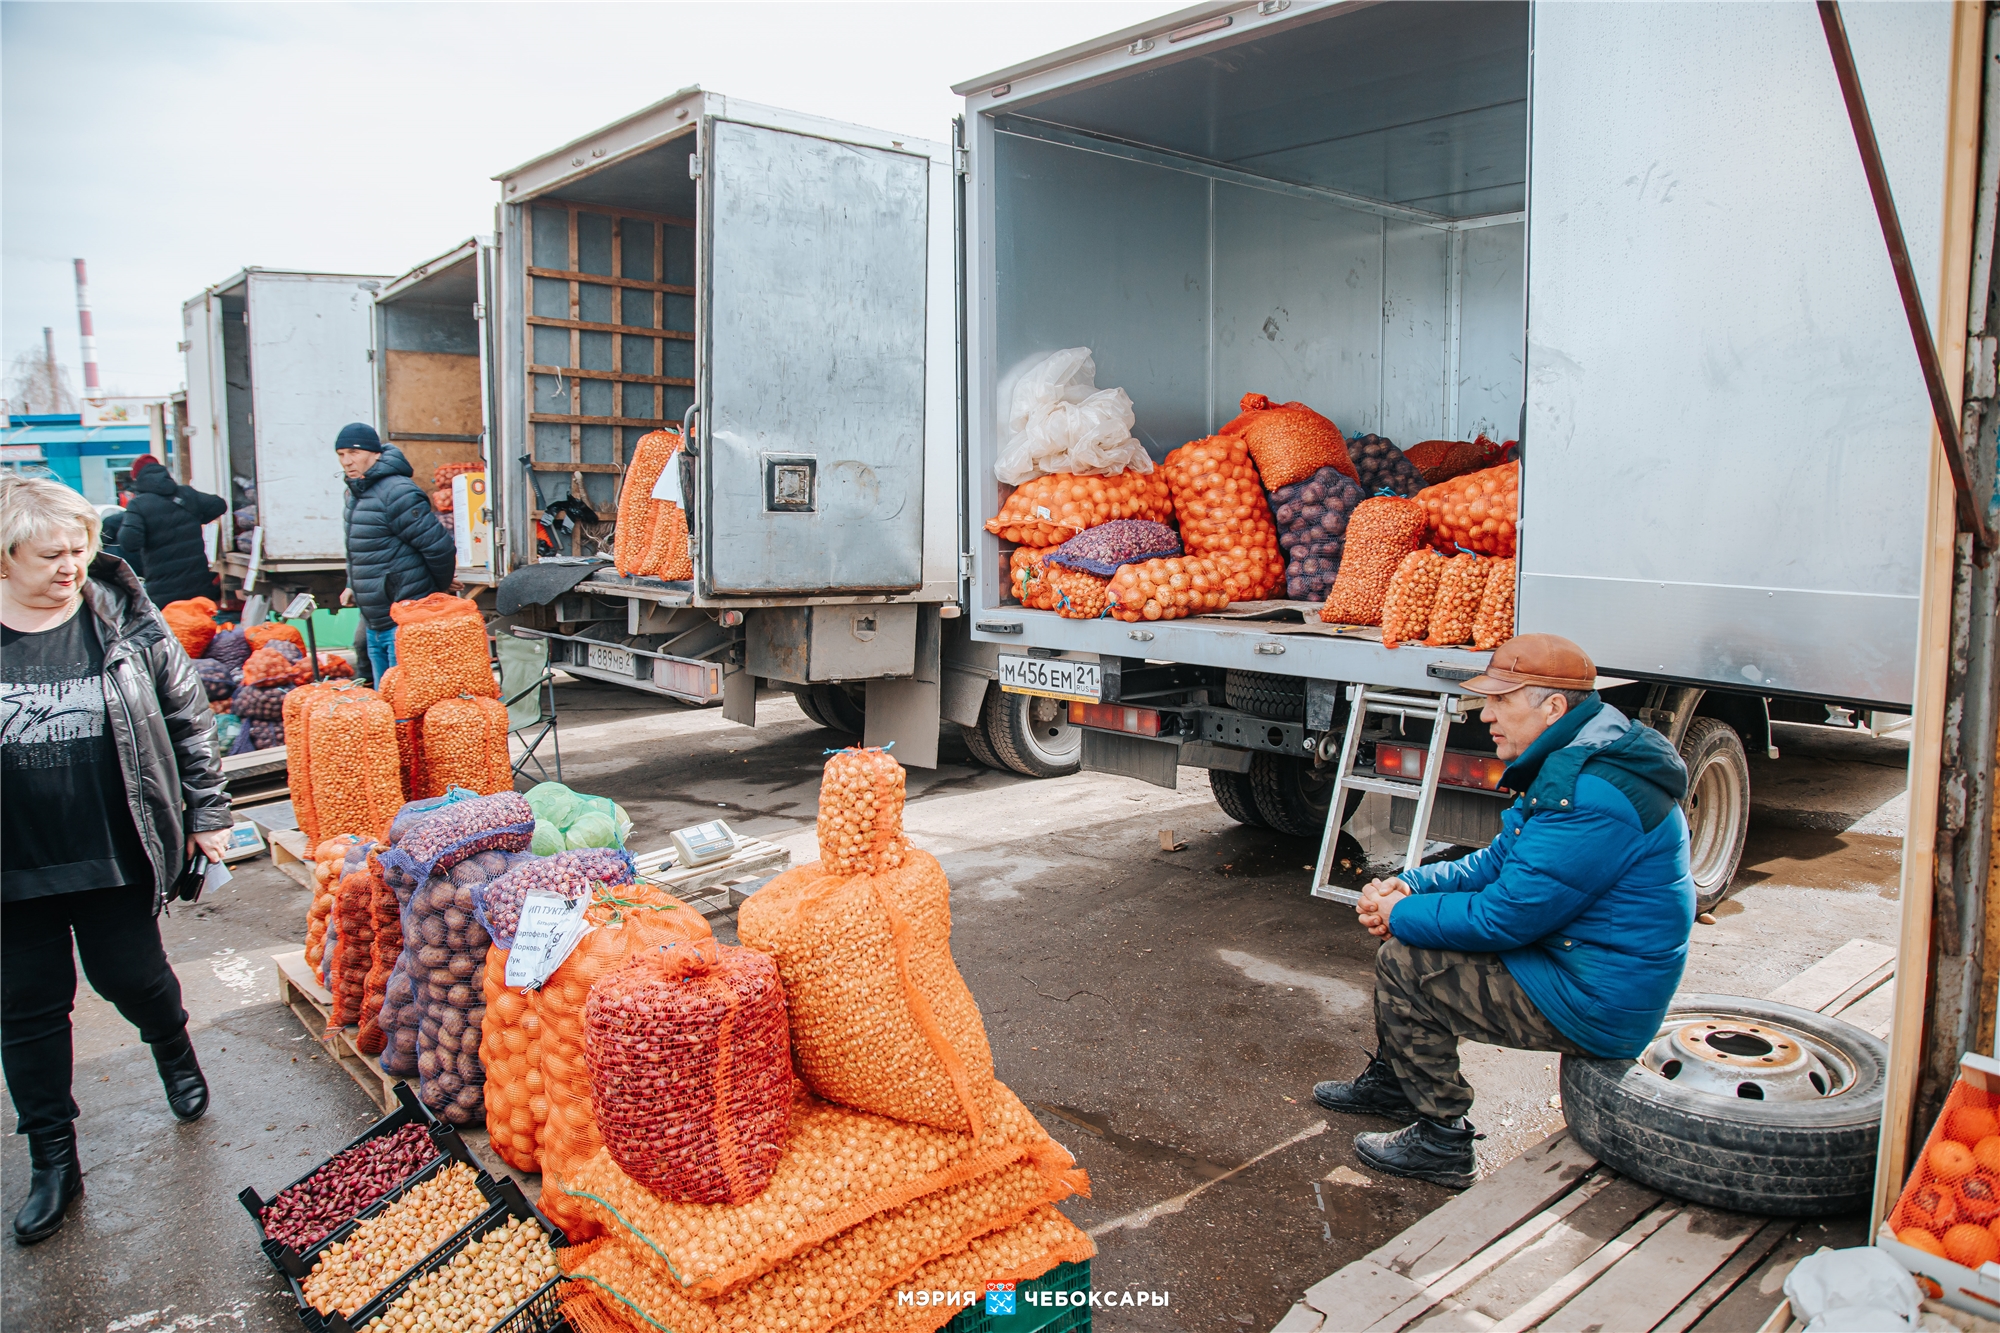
816, 746, 908, 876
389, 594, 497, 717
1380, 550, 1448, 650
1892, 1076, 2000, 1261
245, 621, 306, 653
161, 598, 219, 659
1417, 459, 1519, 557
1319, 497, 1427, 627
1221, 392, 1352, 489
1105, 555, 1232, 622
1473, 558, 1517, 651
1009, 545, 1058, 610
585, 939, 791, 1205
307, 689, 405, 843
738, 849, 994, 1135
615, 429, 682, 576
1162, 435, 1285, 598
985, 470, 1171, 547
416, 694, 512, 798
1425, 553, 1492, 648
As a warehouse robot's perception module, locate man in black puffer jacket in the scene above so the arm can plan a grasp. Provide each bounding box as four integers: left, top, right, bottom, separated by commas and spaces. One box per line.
117, 457, 227, 608
335, 423, 456, 680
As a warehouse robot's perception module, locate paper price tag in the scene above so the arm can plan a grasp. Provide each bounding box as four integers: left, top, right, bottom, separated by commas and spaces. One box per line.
650, 456, 684, 504
505, 891, 591, 989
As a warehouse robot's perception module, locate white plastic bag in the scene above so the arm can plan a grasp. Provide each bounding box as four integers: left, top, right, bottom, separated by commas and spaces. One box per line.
993, 347, 1152, 485
1786, 1248, 1920, 1330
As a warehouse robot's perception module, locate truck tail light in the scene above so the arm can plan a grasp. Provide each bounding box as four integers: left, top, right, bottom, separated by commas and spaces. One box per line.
1374, 743, 1506, 791
1068, 701, 1160, 737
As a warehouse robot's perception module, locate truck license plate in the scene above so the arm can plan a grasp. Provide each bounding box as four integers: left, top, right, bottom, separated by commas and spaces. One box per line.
587, 643, 636, 677
998, 655, 1102, 703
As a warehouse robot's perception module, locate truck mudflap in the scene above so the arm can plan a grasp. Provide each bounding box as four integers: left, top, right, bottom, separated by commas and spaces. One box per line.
511, 627, 725, 706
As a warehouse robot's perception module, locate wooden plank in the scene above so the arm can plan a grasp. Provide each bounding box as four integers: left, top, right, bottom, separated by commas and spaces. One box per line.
1300, 1260, 1431, 1333
1835, 979, 1897, 1041
273, 950, 395, 1114
1272, 1303, 1325, 1332
528, 362, 693, 388
275, 948, 332, 1007
538, 196, 694, 230
525, 265, 694, 296
1765, 939, 1897, 1013
633, 838, 791, 916
528, 412, 674, 430
269, 828, 313, 889
525, 314, 694, 340
1439, 1175, 1662, 1327
1535, 1203, 1764, 1333
1484, 1203, 1678, 1333
1651, 1218, 1792, 1333
1367, 1131, 1599, 1284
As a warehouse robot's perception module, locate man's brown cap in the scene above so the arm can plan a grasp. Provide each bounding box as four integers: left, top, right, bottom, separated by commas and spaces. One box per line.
1462, 633, 1597, 697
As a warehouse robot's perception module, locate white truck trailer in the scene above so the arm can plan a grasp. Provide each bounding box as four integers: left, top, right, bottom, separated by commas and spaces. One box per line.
944, 0, 1961, 909
181, 268, 389, 605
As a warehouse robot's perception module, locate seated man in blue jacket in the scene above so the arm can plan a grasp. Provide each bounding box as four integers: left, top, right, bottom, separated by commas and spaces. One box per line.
1313, 634, 1695, 1188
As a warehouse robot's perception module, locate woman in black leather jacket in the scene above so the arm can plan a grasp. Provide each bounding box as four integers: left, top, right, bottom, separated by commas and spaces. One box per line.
0, 476, 233, 1245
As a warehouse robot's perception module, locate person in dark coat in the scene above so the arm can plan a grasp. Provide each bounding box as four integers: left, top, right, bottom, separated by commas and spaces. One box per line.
97, 507, 125, 563
335, 423, 456, 680
1, 476, 232, 1244
117, 456, 227, 608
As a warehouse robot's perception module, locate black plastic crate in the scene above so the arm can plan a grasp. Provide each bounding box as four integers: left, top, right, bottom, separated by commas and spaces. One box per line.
241, 1081, 449, 1278
288, 1150, 507, 1332
321, 1177, 568, 1333
944, 1260, 1092, 1333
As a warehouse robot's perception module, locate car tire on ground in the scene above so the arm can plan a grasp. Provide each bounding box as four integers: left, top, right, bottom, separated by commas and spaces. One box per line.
1560, 993, 1886, 1216
986, 690, 1081, 778
1225, 670, 1307, 722
1679, 717, 1751, 914
1209, 769, 1267, 827
808, 682, 867, 736
960, 686, 1006, 770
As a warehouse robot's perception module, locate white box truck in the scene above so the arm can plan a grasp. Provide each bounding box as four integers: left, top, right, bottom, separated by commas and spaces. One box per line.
943, 0, 1964, 909
181, 268, 389, 604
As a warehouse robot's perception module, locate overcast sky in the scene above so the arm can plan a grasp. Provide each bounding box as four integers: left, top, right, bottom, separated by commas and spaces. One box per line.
1, 1, 1177, 398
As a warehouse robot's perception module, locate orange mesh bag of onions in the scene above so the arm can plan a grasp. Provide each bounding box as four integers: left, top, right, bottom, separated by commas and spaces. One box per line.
353, 849, 405, 1056
557, 1202, 1094, 1333
478, 949, 539, 1172
283, 681, 342, 843
985, 470, 1172, 547
304, 835, 361, 971
1105, 554, 1231, 623
380, 667, 422, 798
416, 695, 512, 797
242, 643, 309, 688
614, 429, 682, 576
814, 746, 908, 877
554, 1079, 1085, 1300
315, 652, 353, 680
1416, 459, 1519, 558
244, 621, 306, 653
389, 594, 497, 717
1220, 392, 1353, 489
1379, 550, 1448, 650
1404, 435, 1510, 486
326, 862, 377, 1031
645, 502, 693, 581
161, 598, 219, 659
1008, 546, 1058, 610
1161, 435, 1286, 599
1425, 553, 1492, 648
1472, 558, 1517, 651
1887, 1074, 2000, 1267
306, 689, 405, 843
1319, 497, 1428, 627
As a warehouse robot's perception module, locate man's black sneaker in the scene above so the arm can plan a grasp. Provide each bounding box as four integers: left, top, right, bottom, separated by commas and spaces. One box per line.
1353, 1116, 1481, 1189
1312, 1052, 1419, 1120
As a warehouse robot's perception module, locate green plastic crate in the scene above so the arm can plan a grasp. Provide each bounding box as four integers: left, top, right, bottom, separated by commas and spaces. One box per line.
943, 1260, 1091, 1333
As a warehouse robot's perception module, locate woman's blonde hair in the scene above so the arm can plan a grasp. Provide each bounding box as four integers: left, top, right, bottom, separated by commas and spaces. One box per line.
1, 475, 101, 578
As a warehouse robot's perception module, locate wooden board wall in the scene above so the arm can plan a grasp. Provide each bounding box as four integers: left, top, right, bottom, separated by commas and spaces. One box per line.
384, 350, 483, 491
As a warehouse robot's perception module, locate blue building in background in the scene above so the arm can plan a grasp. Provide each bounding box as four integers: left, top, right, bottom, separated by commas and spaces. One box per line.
2, 413, 158, 504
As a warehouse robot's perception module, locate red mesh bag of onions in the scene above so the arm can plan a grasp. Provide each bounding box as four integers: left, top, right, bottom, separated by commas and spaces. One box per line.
585, 939, 792, 1205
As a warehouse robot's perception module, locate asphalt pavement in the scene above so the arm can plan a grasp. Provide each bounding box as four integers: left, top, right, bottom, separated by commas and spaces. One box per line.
0, 684, 1909, 1333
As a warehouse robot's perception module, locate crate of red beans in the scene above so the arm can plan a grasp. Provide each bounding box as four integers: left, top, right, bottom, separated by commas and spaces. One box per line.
239, 1081, 455, 1278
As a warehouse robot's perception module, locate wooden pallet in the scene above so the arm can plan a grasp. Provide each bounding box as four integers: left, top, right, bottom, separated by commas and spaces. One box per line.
273, 949, 400, 1115
267, 829, 314, 889
631, 836, 790, 916
1275, 940, 1900, 1333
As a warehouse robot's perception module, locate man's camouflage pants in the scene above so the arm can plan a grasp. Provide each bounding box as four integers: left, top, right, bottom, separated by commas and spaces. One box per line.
1374, 939, 1587, 1121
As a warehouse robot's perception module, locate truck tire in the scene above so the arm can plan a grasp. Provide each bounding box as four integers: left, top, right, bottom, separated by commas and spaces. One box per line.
1249, 753, 1334, 836
809, 683, 866, 736
1679, 717, 1750, 913
1560, 994, 1886, 1216
1209, 769, 1267, 827
986, 690, 1081, 778
1225, 670, 1307, 722
960, 686, 1005, 770
790, 685, 832, 728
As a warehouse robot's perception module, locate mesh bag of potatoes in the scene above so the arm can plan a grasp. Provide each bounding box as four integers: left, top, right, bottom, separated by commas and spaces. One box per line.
1379, 550, 1448, 649
985, 469, 1172, 547
354, 849, 406, 1056
739, 749, 996, 1134
584, 939, 793, 1206
1319, 497, 1429, 627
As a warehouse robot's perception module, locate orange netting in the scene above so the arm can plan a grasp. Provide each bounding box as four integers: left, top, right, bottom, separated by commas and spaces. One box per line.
986, 471, 1172, 547
417, 695, 512, 798
327, 861, 377, 1031
381, 666, 421, 797
1319, 497, 1428, 627
305, 835, 362, 972
306, 689, 405, 843
434, 461, 484, 492
1425, 553, 1493, 648
645, 504, 692, 581
1105, 555, 1231, 623
245, 621, 306, 653
389, 594, 496, 717
1161, 435, 1285, 600
1380, 550, 1447, 650
284, 681, 343, 844
1403, 436, 1511, 486
479, 949, 538, 1172
1416, 459, 1518, 558
1220, 393, 1352, 489
354, 850, 403, 1055
316, 652, 355, 680
815, 747, 907, 877
243, 644, 309, 688
162, 598, 219, 659
613, 429, 692, 580
1891, 1077, 2000, 1268
1009, 546, 1058, 610
1473, 559, 1517, 651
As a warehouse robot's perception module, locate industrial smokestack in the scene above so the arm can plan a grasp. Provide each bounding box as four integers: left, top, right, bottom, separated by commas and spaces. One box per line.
73, 258, 101, 400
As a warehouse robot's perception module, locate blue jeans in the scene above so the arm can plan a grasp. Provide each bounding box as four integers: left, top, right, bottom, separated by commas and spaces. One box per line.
366, 626, 398, 681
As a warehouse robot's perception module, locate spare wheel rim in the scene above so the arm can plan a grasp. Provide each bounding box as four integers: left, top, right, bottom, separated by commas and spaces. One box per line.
1637, 1010, 1858, 1103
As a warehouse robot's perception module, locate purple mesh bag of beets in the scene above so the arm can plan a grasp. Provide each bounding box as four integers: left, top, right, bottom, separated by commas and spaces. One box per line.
1347, 434, 1427, 498
1044, 520, 1182, 577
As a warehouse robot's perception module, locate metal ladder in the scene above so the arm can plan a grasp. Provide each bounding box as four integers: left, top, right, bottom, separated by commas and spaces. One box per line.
1309, 684, 1466, 904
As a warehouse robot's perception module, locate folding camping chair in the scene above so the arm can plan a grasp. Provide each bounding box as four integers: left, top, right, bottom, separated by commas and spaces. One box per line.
496, 631, 561, 783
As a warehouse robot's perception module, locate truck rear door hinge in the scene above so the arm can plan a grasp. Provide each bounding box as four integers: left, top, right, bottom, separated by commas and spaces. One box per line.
953, 146, 970, 177
958, 551, 974, 580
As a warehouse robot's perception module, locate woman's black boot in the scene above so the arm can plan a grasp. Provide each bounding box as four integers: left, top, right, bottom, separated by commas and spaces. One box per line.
13, 1126, 82, 1245
151, 1030, 209, 1122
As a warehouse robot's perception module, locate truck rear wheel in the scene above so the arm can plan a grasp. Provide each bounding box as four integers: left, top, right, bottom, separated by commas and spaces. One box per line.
1679, 718, 1750, 913
1210, 769, 1266, 827
808, 683, 866, 736
960, 686, 1005, 770
1225, 670, 1306, 721
790, 685, 832, 728
986, 691, 1081, 779
1246, 754, 1365, 838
